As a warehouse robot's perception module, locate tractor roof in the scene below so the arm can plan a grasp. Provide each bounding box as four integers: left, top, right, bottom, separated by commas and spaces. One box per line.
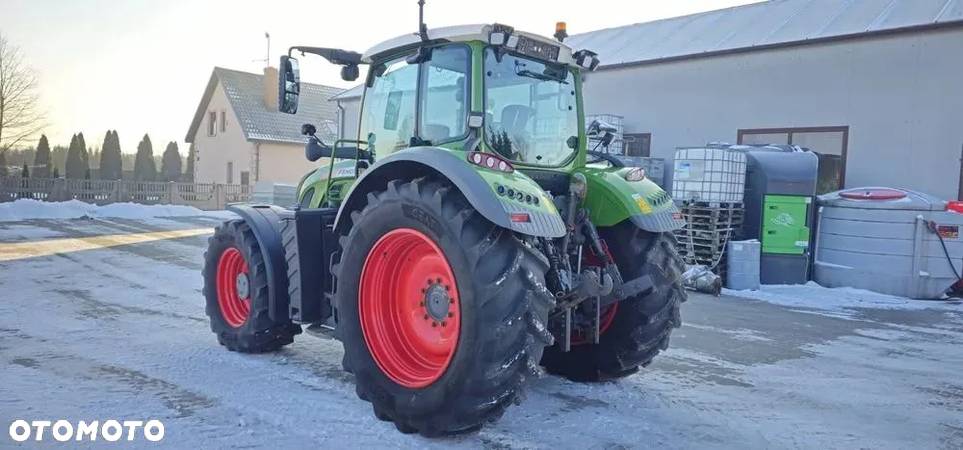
361, 24, 578, 66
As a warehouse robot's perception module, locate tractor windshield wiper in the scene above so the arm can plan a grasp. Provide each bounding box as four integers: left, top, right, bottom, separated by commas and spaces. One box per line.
514, 61, 568, 84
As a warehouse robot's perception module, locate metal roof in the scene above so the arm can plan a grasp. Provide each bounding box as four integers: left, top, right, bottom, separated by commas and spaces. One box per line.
186, 67, 343, 144
566, 0, 963, 69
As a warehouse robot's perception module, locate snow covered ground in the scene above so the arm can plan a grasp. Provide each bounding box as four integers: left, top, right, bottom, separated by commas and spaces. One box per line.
1, 208, 962, 448
0, 199, 236, 222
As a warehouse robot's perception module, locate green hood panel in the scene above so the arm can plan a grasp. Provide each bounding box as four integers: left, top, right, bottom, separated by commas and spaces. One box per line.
297, 160, 358, 208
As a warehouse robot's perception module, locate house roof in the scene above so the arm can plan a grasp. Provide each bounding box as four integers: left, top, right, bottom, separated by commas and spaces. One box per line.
186, 67, 344, 144
566, 0, 963, 69
331, 83, 364, 101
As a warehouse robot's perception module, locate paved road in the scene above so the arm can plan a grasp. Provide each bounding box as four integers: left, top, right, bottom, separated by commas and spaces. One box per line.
1, 216, 962, 449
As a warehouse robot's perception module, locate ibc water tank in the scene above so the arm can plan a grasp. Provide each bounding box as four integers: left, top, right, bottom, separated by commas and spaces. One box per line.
814, 187, 963, 299
672, 147, 747, 203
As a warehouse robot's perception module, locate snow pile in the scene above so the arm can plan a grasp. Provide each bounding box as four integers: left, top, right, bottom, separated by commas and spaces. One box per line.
0, 199, 232, 222
724, 281, 960, 312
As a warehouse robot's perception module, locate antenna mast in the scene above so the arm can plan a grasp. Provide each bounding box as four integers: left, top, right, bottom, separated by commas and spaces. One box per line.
417, 0, 428, 41
264, 32, 271, 65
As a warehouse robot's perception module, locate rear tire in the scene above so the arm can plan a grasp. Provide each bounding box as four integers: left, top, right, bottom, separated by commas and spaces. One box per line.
202, 220, 301, 353
334, 178, 554, 436
540, 222, 685, 381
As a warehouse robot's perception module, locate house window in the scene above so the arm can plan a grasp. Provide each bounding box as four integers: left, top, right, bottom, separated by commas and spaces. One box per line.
208, 111, 217, 136
623, 133, 651, 157
226, 161, 233, 184
220, 110, 227, 133
738, 126, 848, 194
240, 171, 249, 186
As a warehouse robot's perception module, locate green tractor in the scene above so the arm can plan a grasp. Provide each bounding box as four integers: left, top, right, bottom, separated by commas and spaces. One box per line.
202, 10, 686, 437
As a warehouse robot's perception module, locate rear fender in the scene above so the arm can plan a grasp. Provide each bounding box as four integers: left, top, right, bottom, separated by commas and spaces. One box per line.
577, 166, 685, 232
333, 147, 566, 238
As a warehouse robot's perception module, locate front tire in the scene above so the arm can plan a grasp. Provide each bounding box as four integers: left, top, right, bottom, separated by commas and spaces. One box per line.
202, 220, 301, 352
334, 178, 554, 436
540, 222, 686, 381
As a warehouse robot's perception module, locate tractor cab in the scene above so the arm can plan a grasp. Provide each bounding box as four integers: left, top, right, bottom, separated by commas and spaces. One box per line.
278, 23, 606, 207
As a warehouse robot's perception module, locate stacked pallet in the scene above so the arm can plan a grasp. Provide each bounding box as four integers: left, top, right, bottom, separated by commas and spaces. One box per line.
674, 201, 744, 278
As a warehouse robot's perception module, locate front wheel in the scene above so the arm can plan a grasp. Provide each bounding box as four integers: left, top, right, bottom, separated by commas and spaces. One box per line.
540, 223, 686, 381
334, 178, 554, 436
202, 220, 301, 352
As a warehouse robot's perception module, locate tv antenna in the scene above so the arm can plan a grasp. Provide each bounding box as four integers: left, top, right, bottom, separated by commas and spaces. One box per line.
254, 32, 271, 66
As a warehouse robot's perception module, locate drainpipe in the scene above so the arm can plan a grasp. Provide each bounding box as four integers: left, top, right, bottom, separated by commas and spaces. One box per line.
254, 142, 261, 182
337, 101, 346, 140
958, 143, 963, 200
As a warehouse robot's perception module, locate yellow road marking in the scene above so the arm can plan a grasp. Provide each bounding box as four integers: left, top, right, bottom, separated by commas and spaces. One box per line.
0, 228, 213, 262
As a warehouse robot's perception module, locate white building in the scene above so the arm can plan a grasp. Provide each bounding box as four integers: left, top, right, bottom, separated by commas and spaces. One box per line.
186, 67, 342, 185
567, 0, 963, 197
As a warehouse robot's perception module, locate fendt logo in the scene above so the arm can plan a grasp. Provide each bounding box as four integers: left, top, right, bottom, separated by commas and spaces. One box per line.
8, 419, 165, 443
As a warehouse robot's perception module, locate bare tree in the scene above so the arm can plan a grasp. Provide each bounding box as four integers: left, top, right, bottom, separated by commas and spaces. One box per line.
0, 33, 44, 152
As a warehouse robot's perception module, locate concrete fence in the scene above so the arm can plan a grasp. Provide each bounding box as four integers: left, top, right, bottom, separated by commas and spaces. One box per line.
0, 176, 251, 210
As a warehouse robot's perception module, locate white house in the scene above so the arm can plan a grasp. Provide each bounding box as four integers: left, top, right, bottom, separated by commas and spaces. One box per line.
185, 67, 343, 185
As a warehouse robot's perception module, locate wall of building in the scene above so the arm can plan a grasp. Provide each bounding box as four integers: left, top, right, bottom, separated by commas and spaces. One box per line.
193, 81, 253, 184
582, 27, 963, 199
254, 141, 328, 186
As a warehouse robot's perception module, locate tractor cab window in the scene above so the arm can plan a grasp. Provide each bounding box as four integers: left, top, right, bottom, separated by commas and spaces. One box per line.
420, 45, 470, 144
360, 57, 418, 155
484, 49, 578, 167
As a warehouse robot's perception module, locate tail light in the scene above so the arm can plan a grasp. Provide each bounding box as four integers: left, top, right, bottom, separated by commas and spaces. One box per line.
468, 151, 514, 173
947, 201, 963, 214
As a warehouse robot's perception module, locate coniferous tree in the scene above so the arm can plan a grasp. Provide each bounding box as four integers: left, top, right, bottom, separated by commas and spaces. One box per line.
52, 166, 60, 178
133, 134, 156, 181
76, 132, 89, 170
160, 141, 182, 181
185, 143, 196, 182
34, 135, 51, 178
65, 134, 88, 179
99, 130, 123, 180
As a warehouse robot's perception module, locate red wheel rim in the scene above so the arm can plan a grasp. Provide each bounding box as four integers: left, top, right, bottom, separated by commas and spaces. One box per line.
216, 247, 251, 328
359, 228, 460, 388
572, 244, 619, 345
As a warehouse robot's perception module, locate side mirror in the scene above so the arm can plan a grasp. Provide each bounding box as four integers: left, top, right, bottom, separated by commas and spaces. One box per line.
278, 55, 300, 114
305, 136, 329, 162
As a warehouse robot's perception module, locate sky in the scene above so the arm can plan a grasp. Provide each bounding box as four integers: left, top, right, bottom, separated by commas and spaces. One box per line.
0, 0, 761, 154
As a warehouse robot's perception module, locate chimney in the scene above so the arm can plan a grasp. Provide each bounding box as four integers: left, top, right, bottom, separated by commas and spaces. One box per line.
263, 66, 279, 111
